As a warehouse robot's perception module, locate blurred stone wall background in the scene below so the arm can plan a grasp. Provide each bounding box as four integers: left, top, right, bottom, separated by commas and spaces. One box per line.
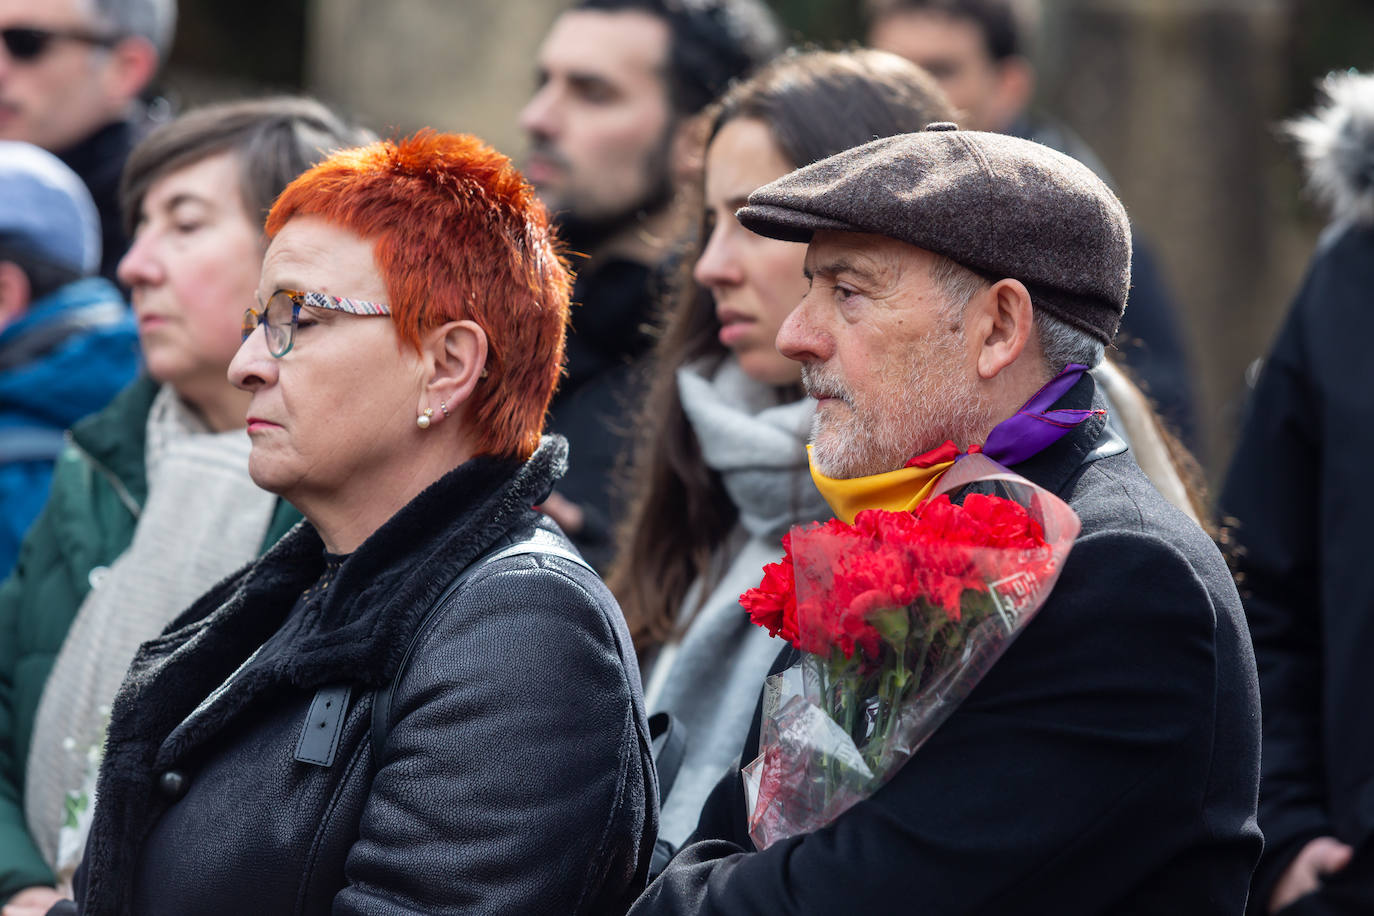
160, 0, 1374, 486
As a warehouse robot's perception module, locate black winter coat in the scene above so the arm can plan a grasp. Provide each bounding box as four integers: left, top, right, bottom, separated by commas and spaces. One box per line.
56, 117, 142, 286
546, 258, 659, 570
55, 437, 657, 915
631, 377, 1262, 914
1221, 223, 1374, 913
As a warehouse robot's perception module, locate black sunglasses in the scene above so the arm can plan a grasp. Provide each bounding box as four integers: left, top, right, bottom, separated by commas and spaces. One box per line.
1, 26, 121, 61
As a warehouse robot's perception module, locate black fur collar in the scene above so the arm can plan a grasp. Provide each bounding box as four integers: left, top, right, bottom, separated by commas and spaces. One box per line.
123, 434, 567, 768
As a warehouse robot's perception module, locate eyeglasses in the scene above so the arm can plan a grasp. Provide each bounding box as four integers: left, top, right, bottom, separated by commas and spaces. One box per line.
1, 26, 122, 62
242, 289, 392, 358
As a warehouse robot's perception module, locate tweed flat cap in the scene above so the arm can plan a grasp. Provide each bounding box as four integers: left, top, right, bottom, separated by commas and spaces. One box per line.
737, 123, 1132, 344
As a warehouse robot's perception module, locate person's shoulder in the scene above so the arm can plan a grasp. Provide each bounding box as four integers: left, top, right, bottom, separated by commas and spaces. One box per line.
1315, 219, 1374, 258
398, 526, 645, 735
1070, 452, 1217, 555
1055, 451, 1241, 631
462, 537, 620, 630
1293, 221, 1374, 324
430, 523, 627, 652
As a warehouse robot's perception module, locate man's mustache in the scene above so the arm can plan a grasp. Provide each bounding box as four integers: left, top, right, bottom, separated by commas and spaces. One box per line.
525, 136, 570, 170
800, 364, 852, 405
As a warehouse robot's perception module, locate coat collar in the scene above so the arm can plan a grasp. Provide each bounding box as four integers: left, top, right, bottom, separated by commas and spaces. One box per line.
1008, 370, 1124, 498
67, 374, 159, 508
113, 435, 568, 768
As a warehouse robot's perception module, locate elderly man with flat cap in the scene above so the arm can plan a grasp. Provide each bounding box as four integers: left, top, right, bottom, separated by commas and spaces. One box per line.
629, 123, 1261, 914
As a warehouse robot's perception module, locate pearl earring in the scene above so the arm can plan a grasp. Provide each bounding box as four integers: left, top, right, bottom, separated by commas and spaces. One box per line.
416, 407, 434, 430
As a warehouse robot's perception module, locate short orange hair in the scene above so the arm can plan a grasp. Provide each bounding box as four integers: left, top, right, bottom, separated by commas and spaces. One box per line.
266, 130, 572, 460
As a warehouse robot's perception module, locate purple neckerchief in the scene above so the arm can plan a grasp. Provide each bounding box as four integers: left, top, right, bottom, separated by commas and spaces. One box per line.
971, 363, 1104, 467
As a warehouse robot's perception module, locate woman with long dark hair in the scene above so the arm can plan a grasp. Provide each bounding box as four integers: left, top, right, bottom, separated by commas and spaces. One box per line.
608, 48, 955, 848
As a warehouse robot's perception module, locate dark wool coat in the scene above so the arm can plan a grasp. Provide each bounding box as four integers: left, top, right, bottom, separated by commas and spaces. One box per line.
1222, 223, 1374, 914
630, 376, 1262, 915
53, 436, 657, 916
56, 115, 149, 287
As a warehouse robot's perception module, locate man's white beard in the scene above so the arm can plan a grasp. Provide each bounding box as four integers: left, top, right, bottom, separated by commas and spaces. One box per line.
804, 331, 995, 479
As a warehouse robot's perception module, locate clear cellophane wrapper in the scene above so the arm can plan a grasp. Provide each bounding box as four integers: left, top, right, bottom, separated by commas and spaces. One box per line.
742, 455, 1081, 849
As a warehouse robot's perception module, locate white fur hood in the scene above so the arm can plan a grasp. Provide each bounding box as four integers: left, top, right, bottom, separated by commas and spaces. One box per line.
1287, 70, 1374, 226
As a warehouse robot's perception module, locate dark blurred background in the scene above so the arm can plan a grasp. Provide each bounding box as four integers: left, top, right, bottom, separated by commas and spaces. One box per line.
161, 0, 1374, 487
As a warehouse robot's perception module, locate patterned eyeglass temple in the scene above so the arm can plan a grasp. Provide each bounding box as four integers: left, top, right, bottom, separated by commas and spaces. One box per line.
294, 290, 391, 315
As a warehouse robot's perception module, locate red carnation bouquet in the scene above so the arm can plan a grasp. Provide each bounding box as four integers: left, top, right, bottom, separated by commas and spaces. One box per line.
738, 454, 1080, 849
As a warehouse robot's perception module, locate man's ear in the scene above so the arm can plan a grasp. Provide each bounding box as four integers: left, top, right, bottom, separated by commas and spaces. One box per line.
670, 112, 710, 186
102, 36, 160, 109
987, 55, 1035, 132
417, 319, 488, 423
0, 261, 33, 329
970, 278, 1035, 380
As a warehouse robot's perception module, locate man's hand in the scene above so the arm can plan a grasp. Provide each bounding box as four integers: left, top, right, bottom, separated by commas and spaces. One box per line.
1270, 836, 1354, 913
1, 885, 64, 916
538, 491, 585, 535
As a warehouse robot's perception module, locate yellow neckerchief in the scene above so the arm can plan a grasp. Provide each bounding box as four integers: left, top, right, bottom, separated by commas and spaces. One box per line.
807, 442, 961, 524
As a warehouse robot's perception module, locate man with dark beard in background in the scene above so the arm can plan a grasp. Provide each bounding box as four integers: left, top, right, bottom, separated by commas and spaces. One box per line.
519, 0, 779, 568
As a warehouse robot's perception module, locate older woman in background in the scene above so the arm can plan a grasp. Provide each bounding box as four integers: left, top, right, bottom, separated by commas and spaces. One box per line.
0, 97, 367, 916
52, 132, 656, 916
608, 49, 955, 850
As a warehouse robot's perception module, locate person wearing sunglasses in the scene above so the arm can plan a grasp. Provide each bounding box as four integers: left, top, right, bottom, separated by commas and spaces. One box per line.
40, 131, 657, 916
0, 0, 175, 284
0, 97, 369, 916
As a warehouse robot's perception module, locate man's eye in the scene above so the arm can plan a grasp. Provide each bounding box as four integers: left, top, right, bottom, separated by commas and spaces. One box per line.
571, 80, 616, 104
173, 221, 203, 234
922, 61, 959, 81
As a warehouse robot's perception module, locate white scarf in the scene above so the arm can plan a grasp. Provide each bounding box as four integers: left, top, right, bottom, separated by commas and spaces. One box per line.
25, 385, 276, 885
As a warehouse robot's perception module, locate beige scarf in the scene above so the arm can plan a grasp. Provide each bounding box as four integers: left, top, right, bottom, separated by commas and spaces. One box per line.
24, 385, 276, 884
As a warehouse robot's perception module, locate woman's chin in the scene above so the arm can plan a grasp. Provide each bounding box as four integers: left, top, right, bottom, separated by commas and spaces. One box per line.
246, 452, 296, 499
736, 350, 804, 388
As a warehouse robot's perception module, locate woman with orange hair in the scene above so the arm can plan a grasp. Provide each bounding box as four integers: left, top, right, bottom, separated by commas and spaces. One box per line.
48, 132, 657, 916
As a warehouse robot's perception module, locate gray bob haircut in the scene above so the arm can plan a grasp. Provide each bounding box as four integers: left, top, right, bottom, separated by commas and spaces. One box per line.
120, 96, 375, 238
93, 0, 178, 57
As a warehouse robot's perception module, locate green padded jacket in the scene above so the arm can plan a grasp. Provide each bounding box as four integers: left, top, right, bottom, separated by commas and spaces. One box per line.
0, 376, 300, 900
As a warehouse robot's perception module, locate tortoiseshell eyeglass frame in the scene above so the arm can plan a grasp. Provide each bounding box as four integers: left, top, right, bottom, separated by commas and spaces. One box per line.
242, 289, 392, 358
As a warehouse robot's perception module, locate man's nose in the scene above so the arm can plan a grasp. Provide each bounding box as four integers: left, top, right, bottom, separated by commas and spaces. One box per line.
776, 291, 825, 364
518, 83, 560, 139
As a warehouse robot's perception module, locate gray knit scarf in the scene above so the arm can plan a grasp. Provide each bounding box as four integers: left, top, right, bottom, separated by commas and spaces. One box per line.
645, 355, 829, 847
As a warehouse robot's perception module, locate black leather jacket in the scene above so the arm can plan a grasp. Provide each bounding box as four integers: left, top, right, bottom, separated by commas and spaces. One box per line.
58, 436, 657, 915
